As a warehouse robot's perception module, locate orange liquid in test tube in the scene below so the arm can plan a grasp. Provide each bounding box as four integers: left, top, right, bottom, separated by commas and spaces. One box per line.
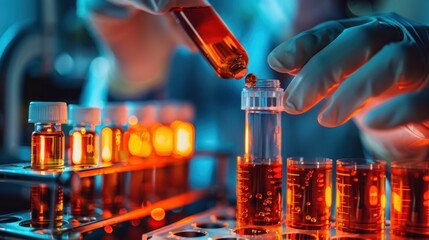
152, 123, 173, 157
171, 6, 248, 79
391, 161, 429, 237
236, 159, 282, 226
336, 159, 386, 233
172, 121, 195, 158
286, 158, 332, 230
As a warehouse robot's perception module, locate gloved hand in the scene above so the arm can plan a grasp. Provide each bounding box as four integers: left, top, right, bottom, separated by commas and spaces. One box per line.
268, 13, 429, 160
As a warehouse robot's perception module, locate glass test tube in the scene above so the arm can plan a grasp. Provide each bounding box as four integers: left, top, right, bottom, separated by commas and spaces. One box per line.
286, 157, 333, 230
336, 158, 386, 233
170, 3, 248, 79
237, 79, 284, 227
28, 102, 67, 228
391, 160, 429, 237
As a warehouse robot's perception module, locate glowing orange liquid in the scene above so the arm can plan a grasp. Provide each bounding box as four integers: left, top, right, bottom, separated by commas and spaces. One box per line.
287, 164, 332, 230
391, 166, 429, 237
336, 167, 386, 233
127, 124, 152, 158
236, 162, 282, 226
31, 185, 63, 227
31, 131, 64, 169
101, 127, 127, 163
70, 130, 98, 166
71, 177, 96, 217
171, 6, 248, 79
152, 123, 173, 157
171, 121, 195, 158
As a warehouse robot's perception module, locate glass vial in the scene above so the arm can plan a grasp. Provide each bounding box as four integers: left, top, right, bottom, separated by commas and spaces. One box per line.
126, 102, 158, 158
171, 102, 195, 158
170, 3, 248, 79
152, 102, 175, 157
237, 79, 284, 227
28, 101, 68, 170
68, 105, 101, 166
100, 104, 128, 163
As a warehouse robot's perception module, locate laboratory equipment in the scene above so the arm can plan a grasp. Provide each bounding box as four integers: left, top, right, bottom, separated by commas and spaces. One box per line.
336, 158, 386, 233
171, 102, 195, 159
100, 104, 128, 214
71, 176, 96, 220
391, 160, 429, 238
68, 105, 101, 166
171, 2, 248, 79
286, 157, 333, 230
237, 78, 284, 227
28, 102, 68, 170
152, 102, 175, 157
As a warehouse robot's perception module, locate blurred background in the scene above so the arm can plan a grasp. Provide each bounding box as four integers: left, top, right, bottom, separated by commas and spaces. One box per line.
0, 0, 428, 238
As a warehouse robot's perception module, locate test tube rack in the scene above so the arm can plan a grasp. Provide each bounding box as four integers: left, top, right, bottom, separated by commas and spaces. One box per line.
0, 151, 231, 239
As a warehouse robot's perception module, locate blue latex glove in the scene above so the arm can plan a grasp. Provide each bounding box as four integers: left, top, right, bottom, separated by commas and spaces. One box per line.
268, 13, 429, 160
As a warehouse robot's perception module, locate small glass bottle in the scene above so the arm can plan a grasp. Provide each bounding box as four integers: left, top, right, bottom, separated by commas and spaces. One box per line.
171, 102, 195, 158
127, 102, 158, 158
28, 101, 67, 228
152, 102, 176, 157
170, 2, 248, 79
68, 105, 101, 166
28, 101, 68, 170
100, 103, 127, 214
100, 104, 128, 163
237, 79, 284, 227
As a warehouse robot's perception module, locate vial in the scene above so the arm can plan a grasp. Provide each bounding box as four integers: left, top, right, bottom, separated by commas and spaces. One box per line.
100, 104, 128, 163
237, 79, 284, 227
126, 102, 158, 158
152, 102, 176, 157
170, 3, 248, 79
171, 102, 195, 158
28, 102, 68, 170
100, 104, 127, 214
68, 105, 101, 166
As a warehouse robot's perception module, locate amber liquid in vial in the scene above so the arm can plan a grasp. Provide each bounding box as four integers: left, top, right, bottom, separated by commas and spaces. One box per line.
101, 127, 127, 163
336, 167, 386, 233
391, 167, 429, 236
171, 6, 248, 79
31, 185, 63, 227
31, 131, 65, 169
71, 177, 96, 218
287, 164, 332, 230
70, 130, 98, 166
237, 162, 282, 226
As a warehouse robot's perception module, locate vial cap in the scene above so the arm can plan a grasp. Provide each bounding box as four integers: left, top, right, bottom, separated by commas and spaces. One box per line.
177, 102, 195, 122
127, 102, 158, 126
159, 101, 179, 124
28, 102, 68, 123
101, 103, 127, 126
241, 79, 284, 111
68, 105, 101, 125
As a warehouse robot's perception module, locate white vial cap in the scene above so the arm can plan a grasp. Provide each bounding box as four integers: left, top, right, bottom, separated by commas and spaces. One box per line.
177, 102, 195, 122
241, 79, 284, 111
68, 105, 101, 125
101, 103, 127, 126
159, 101, 179, 124
28, 102, 68, 123
127, 102, 159, 126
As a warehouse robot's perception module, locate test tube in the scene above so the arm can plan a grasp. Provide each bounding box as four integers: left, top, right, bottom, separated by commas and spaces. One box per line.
170, 2, 248, 79
237, 79, 284, 227
152, 102, 175, 157
171, 102, 195, 159
336, 158, 386, 233
286, 157, 333, 230
391, 160, 429, 237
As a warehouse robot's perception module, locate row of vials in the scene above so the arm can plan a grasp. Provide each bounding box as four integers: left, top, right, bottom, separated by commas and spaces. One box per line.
28, 101, 195, 170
